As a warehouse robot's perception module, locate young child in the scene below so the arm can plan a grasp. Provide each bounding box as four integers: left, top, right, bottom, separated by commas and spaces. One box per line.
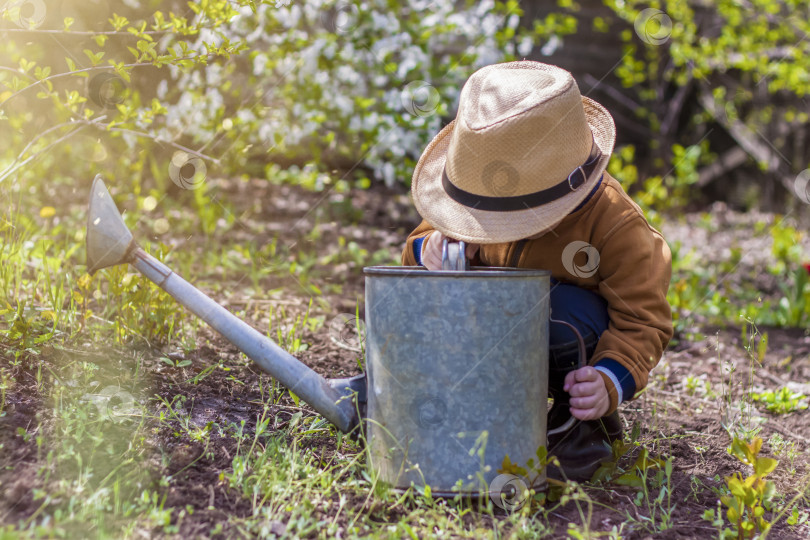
401, 61, 673, 481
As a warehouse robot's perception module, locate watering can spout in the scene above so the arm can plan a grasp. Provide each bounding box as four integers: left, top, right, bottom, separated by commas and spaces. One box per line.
86, 175, 136, 274
84, 176, 362, 433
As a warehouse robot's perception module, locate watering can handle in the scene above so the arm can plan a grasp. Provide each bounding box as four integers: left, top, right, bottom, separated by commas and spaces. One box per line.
546, 317, 587, 437
548, 317, 587, 370
441, 238, 469, 271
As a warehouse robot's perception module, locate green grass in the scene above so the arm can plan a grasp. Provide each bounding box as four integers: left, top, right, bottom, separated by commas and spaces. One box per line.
667, 221, 810, 333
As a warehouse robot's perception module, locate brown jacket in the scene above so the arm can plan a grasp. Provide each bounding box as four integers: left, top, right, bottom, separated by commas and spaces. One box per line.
401, 173, 673, 414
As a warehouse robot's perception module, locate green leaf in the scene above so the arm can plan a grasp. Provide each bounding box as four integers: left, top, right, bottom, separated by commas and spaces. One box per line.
614, 472, 643, 488
754, 457, 778, 476
787, 506, 799, 526
762, 480, 776, 504
535, 445, 547, 462
743, 488, 757, 507
109, 13, 129, 31
497, 454, 527, 477
19, 59, 35, 74
400, 522, 418, 540
748, 438, 763, 459
151, 98, 167, 115
111, 62, 132, 83
729, 437, 751, 464
590, 462, 615, 483
83, 49, 105, 66
136, 40, 157, 60
34, 66, 51, 80
727, 476, 747, 498
727, 506, 739, 523
758, 517, 771, 532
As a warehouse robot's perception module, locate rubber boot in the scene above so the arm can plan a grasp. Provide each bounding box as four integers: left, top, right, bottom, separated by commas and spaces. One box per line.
546, 386, 623, 482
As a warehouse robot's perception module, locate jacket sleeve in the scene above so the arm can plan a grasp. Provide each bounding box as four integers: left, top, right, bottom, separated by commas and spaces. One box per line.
402, 220, 436, 266
591, 215, 673, 414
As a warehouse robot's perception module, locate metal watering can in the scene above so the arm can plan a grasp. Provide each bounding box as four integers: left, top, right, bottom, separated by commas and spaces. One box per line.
86, 176, 583, 497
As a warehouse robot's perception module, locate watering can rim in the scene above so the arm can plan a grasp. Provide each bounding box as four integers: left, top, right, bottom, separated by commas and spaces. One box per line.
363, 266, 551, 277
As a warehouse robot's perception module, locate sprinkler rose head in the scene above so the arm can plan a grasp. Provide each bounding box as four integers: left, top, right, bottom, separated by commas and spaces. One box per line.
86, 175, 135, 274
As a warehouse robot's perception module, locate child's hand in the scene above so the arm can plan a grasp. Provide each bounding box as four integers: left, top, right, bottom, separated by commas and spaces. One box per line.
563, 366, 610, 420
421, 231, 479, 271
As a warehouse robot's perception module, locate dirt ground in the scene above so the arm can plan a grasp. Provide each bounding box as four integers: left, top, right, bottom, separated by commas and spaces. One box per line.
1, 179, 809, 538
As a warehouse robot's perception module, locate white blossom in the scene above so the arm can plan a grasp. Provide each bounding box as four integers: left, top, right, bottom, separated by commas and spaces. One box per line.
147, 0, 525, 183
517, 35, 534, 57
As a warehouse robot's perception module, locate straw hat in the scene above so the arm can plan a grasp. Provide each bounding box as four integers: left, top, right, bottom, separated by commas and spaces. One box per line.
411, 61, 615, 244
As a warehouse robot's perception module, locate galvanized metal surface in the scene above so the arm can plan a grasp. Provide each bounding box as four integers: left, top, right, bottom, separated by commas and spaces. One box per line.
363, 266, 550, 495
86, 176, 359, 433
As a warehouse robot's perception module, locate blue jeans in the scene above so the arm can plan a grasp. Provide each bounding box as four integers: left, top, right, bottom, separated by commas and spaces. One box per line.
548, 280, 610, 397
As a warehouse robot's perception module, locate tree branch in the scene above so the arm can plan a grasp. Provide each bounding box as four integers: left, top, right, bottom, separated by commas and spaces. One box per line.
582, 72, 642, 112
660, 71, 694, 137
697, 146, 749, 187
0, 123, 88, 184
78, 120, 222, 165
0, 54, 215, 108
0, 28, 166, 36
697, 86, 800, 193
698, 89, 777, 166
0, 66, 34, 80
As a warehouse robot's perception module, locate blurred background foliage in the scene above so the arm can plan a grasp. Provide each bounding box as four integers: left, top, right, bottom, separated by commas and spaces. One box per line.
2, 0, 808, 208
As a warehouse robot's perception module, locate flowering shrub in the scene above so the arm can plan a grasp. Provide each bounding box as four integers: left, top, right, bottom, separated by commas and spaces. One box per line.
3, 0, 810, 197
166, 0, 566, 186
1, 0, 570, 193
0, 0, 252, 193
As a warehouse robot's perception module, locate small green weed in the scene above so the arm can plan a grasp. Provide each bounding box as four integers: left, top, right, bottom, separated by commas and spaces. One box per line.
160, 355, 193, 369
767, 434, 800, 475
683, 373, 716, 398
267, 300, 315, 355
769, 224, 804, 276
721, 323, 768, 440
751, 387, 808, 415
497, 445, 555, 507
786, 505, 809, 527
93, 244, 188, 345
773, 265, 810, 327
705, 437, 778, 539
606, 445, 675, 532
